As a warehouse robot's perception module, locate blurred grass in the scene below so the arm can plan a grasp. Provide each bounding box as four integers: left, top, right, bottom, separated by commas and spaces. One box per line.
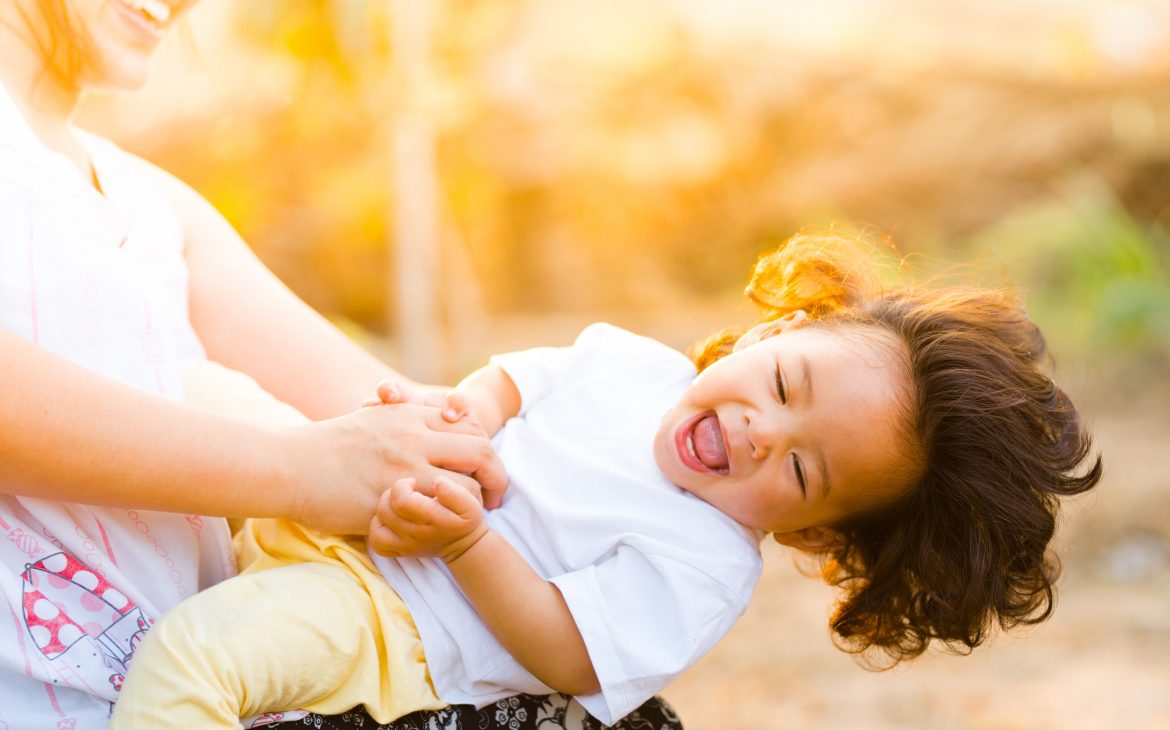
968, 171, 1170, 378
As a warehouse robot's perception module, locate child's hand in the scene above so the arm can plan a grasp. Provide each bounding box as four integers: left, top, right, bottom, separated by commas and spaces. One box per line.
369, 476, 488, 563
366, 381, 470, 425
363, 380, 443, 409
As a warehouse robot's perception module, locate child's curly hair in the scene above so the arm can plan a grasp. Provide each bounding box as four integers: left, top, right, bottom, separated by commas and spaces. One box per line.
691, 229, 1103, 665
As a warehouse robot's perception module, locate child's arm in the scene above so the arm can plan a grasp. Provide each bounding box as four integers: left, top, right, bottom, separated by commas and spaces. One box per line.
369, 477, 600, 697
450, 364, 521, 438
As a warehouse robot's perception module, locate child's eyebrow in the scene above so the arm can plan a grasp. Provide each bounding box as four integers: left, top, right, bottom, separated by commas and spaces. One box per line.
799, 354, 814, 405
800, 354, 831, 498
817, 449, 832, 499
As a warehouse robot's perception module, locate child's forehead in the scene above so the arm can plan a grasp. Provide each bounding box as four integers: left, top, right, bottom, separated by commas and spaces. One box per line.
779, 322, 906, 367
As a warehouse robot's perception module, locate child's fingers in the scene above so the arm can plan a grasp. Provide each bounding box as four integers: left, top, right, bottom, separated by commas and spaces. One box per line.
433, 476, 483, 520
391, 478, 457, 527
441, 391, 471, 423
368, 515, 404, 556
385, 478, 426, 526
361, 396, 382, 408
376, 380, 410, 405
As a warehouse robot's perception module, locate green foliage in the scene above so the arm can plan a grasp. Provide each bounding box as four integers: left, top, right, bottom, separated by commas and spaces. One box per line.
967, 172, 1170, 366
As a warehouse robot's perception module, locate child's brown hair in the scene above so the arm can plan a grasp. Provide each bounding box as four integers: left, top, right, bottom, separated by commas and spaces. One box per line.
692, 229, 1103, 664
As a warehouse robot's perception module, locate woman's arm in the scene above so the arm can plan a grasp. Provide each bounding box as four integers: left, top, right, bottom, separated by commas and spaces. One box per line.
0, 329, 504, 534
369, 477, 599, 696
143, 161, 410, 421
0, 329, 294, 516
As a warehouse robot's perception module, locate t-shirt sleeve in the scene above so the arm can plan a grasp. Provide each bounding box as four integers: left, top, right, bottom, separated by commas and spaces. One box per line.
549, 546, 755, 725
489, 323, 651, 415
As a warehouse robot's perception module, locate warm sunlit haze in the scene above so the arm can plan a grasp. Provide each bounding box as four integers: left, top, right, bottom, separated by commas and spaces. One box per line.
77, 1, 1170, 727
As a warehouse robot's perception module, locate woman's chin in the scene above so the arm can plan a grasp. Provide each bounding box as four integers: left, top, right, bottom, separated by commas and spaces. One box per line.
82, 63, 152, 93
78, 40, 157, 93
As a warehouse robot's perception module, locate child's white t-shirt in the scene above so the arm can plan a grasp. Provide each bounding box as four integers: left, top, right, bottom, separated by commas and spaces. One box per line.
373, 323, 764, 725
0, 81, 235, 728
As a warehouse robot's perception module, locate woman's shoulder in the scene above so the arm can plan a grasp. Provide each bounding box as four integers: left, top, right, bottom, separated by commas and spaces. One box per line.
0, 137, 67, 202
75, 128, 172, 189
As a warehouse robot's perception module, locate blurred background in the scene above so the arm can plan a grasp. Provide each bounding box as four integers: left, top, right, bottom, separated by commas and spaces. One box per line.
80, 1, 1170, 727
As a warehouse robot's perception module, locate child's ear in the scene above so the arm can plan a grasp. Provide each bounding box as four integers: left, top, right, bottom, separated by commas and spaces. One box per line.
734, 310, 808, 351
772, 525, 843, 553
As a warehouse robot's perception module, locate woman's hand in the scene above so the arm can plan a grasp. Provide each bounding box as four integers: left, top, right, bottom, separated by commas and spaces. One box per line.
284, 404, 505, 535
367, 381, 507, 509
368, 476, 489, 563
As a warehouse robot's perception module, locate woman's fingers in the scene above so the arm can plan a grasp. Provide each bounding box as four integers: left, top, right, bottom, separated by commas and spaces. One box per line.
422, 429, 508, 499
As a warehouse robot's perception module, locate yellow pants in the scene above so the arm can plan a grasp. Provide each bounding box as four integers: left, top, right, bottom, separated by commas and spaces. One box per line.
109, 364, 444, 729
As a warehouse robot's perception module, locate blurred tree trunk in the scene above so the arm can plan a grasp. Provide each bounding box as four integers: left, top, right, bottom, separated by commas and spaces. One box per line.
389, 0, 441, 382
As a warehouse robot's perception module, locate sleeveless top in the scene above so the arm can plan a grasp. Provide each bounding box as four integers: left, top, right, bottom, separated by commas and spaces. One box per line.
0, 81, 235, 728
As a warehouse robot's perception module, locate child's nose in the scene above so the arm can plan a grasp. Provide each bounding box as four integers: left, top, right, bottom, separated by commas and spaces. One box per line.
747, 410, 787, 460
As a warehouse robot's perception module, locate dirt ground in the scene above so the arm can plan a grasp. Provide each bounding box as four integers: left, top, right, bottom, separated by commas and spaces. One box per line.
661, 382, 1170, 730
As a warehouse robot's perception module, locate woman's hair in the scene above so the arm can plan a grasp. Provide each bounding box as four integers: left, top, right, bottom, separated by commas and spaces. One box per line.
14, 1, 93, 91
691, 228, 1103, 665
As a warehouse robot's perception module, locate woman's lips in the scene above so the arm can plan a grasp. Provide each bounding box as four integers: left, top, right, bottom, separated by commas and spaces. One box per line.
111, 0, 169, 42
675, 411, 730, 475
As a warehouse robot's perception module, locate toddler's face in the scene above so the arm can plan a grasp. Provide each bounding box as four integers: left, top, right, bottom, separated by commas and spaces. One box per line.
653, 317, 916, 548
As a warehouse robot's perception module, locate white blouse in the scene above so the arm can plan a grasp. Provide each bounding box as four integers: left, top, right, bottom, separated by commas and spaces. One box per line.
0, 81, 235, 729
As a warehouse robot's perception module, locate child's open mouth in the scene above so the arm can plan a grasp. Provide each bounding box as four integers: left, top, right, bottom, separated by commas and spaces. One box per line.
676, 411, 730, 474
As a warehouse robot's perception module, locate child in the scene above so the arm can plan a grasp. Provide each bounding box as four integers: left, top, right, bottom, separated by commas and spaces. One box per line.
110, 231, 1102, 728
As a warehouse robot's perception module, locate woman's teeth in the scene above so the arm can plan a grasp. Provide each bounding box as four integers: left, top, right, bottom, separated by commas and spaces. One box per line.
122, 0, 171, 25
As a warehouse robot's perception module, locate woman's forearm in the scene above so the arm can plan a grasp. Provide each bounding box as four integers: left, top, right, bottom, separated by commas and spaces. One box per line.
145, 157, 411, 420
2, 330, 508, 534
0, 330, 297, 518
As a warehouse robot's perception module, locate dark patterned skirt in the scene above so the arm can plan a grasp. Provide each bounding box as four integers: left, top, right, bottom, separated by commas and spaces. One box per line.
298, 693, 682, 729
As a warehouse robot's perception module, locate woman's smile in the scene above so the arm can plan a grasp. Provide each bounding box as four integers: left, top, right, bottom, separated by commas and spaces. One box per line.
110, 0, 173, 42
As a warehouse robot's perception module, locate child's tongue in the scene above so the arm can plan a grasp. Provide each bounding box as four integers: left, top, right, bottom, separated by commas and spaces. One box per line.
692, 413, 728, 470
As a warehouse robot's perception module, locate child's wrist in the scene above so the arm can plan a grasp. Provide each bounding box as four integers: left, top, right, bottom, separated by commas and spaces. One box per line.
441, 522, 490, 564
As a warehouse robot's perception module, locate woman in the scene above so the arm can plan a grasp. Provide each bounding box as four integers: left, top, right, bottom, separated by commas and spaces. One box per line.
0, 2, 679, 727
